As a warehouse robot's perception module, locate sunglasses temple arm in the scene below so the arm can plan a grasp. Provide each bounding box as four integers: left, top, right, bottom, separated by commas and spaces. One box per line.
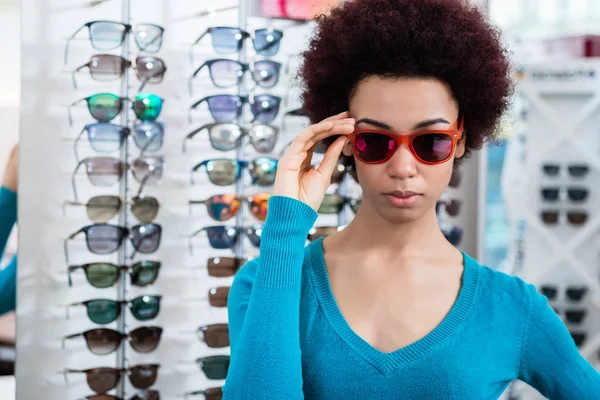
67, 265, 78, 287
71, 160, 85, 202
182, 126, 207, 153
73, 127, 86, 162
61, 333, 81, 349
63, 25, 85, 66
188, 228, 205, 256
189, 31, 207, 66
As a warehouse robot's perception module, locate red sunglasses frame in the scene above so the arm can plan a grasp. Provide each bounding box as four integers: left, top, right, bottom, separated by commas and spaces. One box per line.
348, 116, 465, 165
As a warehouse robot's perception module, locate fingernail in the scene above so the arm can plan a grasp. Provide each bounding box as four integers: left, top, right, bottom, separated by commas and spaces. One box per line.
338, 111, 349, 116
343, 118, 355, 122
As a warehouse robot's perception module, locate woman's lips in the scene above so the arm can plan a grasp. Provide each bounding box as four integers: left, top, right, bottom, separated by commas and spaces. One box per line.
383, 191, 420, 207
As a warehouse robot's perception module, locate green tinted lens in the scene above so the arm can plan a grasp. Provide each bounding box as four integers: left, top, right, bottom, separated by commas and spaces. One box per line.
86, 263, 120, 288
88, 93, 122, 121
87, 195, 121, 223
130, 261, 160, 287
131, 196, 159, 223
249, 157, 277, 186
133, 93, 163, 121
350, 198, 361, 214
130, 295, 161, 321
318, 194, 345, 214
199, 355, 230, 379
87, 299, 120, 324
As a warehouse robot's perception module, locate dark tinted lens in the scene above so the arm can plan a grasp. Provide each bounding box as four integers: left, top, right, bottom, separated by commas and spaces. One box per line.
246, 227, 261, 248
541, 188, 560, 201
209, 60, 243, 87
130, 261, 161, 287
543, 164, 560, 176
248, 125, 278, 153
570, 331, 586, 347
88, 93, 122, 121
206, 159, 240, 186
134, 24, 164, 52
211, 27, 243, 54
130, 224, 162, 253
85, 156, 123, 186
132, 156, 163, 185
86, 395, 120, 400
205, 387, 223, 400
252, 61, 280, 88
198, 355, 230, 379
539, 285, 558, 300
253, 29, 282, 56
208, 123, 243, 151
199, 323, 230, 348
87, 299, 120, 324
84, 329, 122, 355
135, 56, 166, 83
129, 327, 162, 353
86, 368, 121, 393
444, 226, 463, 246
133, 121, 164, 152
88, 55, 126, 81
249, 193, 270, 221
318, 194, 345, 214
206, 194, 240, 222
131, 196, 160, 223
208, 286, 230, 308
207, 257, 243, 277
86, 195, 121, 223
566, 287, 587, 302
331, 163, 347, 185
541, 211, 559, 224
567, 188, 588, 202
130, 295, 161, 321
251, 95, 280, 123
129, 364, 159, 389
206, 226, 238, 249
349, 198, 361, 214
207, 95, 241, 122
133, 93, 163, 121
354, 132, 394, 163
85, 263, 120, 288
449, 168, 462, 188
568, 164, 589, 177
249, 157, 277, 186
130, 390, 160, 400
86, 123, 126, 152
567, 212, 587, 225
86, 224, 124, 254
565, 309, 586, 324
444, 199, 462, 216
89, 21, 126, 50
412, 133, 453, 163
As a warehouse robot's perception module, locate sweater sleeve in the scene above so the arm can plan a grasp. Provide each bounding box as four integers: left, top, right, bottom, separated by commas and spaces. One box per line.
0, 186, 17, 260
519, 283, 600, 399
0, 255, 16, 316
223, 196, 318, 400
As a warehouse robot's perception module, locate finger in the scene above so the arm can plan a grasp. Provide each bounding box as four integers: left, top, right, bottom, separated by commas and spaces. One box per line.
301, 123, 355, 153
315, 136, 349, 181
288, 115, 353, 153
288, 120, 354, 156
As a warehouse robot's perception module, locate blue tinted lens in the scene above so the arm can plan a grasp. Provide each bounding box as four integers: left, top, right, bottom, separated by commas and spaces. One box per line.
206, 226, 238, 249
251, 95, 280, 123
250, 157, 277, 186
89, 21, 127, 50
252, 61, 280, 88
253, 29, 282, 56
212, 28, 243, 54
86, 123, 125, 152
207, 95, 241, 123
133, 121, 164, 152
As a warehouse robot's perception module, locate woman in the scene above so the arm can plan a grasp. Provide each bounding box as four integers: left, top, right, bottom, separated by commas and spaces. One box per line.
223, 0, 600, 398
0, 145, 17, 316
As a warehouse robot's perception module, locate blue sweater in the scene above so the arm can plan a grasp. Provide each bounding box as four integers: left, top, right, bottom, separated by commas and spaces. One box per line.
0, 186, 17, 316
224, 196, 600, 399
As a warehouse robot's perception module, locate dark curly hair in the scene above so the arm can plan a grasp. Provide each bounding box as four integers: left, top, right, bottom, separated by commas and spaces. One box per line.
298, 0, 513, 170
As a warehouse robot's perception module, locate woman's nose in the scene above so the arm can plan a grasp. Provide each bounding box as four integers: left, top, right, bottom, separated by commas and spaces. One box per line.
386, 143, 418, 179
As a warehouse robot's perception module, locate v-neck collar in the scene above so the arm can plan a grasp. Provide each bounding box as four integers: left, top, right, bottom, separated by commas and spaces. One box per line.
307, 238, 481, 376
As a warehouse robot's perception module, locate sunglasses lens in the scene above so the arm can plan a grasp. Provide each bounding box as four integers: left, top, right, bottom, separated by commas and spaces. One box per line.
444, 226, 463, 246
253, 29, 282, 56
207, 257, 243, 277
201, 323, 230, 348
209, 286, 230, 308
445, 200, 461, 216
86, 394, 120, 400
205, 387, 223, 400
133, 93, 163, 121
130, 261, 161, 287
318, 194, 345, 214
541, 188, 560, 201
249, 193, 270, 221
449, 168, 462, 188
86, 263, 119, 288
246, 227, 262, 248
208, 123, 242, 151
87, 225, 124, 254
567, 212, 588, 225
412, 133, 453, 163
249, 125, 278, 153
132, 156, 163, 185
541, 211, 559, 224
128, 364, 159, 389
206, 160, 240, 186
570, 331, 586, 347
207, 194, 241, 222
129, 327, 162, 353
568, 188, 588, 202
350, 198, 361, 214
251, 95, 281, 123
331, 162, 347, 185
199, 355, 230, 380
568, 165, 589, 177
86, 157, 123, 186
86, 123, 125, 153
134, 24, 164, 52
89, 22, 126, 50
85, 329, 122, 355
540, 285, 558, 300
211, 27, 242, 54
354, 132, 394, 163
130, 390, 161, 400
566, 287, 587, 301
88, 55, 125, 80
88, 93, 122, 122
207, 95, 240, 122
252, 61, 280, 88
209, 60, 243, 87
133, 121, 164, 152
130, 224, 162, 253
206, 226, 238, 249
131, 196, 160, 223
86, 195, 121, 223
130, 296, 161, 321
87, 300, 120, 324
249, 157, 277, 186
86, 368, 121, 393
565, 310, 586, 324
136, 56, 166, 83
543, 164, 560, 176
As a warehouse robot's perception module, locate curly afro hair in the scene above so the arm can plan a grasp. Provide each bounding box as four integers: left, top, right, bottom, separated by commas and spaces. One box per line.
298, 0, 513, 168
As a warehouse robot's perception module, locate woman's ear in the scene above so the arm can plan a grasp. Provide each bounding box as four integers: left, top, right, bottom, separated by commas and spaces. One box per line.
342, 140, 353, 157
454, 134, 466, 159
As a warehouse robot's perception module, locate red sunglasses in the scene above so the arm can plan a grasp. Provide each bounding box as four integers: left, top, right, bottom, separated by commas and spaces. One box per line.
348, 116, 465, 165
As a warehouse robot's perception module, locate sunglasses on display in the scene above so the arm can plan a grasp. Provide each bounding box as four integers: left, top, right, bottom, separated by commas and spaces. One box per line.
197, 323, 229, 348
348, 116, 464, 165
542, 163, 589, 178
71, 155, 163, 201
183, 123, 279, 154
66, 195, 160, 224
68, 92, 164, 126
183, 387, 222, 400
189, 193, 270, 222
436, 199, 462, 216
552, 308, 587, 325
67, 295, 162, 324
188, 226, 262, 253
189, 94, 281, 124
189, 26, 283, 60
72, 54, 167, 91
64, 20, 164, 65
65, 364, 159, 394
68, 261, 161, 288
208, 286, 230, 308
540, 187, 589, 202
540, 210, 588, 225
449, 168, 462, 188
539, 285, 588, 302
62, 326, 163, 355
442, 225, 463, 247
307, 226, 346, 242
191, 157, 277, 187
570, 331, 586, 347
207, 257, 246, 277
84, 390, 160, 400
64, 223, 162, 264
189, 59, 281, 93
329, 161, 357, 185
195, 355, 230, 380
317, 194, 361, 215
